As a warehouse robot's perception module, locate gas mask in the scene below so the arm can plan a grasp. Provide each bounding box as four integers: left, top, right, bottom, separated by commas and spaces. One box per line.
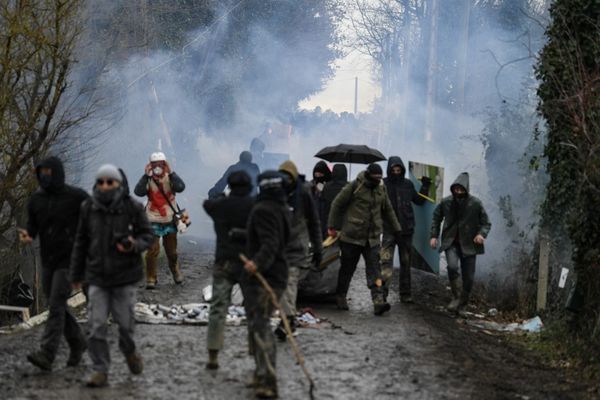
152, 166, 164, 176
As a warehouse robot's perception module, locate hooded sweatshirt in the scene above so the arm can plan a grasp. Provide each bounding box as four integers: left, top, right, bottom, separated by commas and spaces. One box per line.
208, 151, 261, 198
430, 172, 492, 256
383, 156, 429, 235
25, 157, 89, 270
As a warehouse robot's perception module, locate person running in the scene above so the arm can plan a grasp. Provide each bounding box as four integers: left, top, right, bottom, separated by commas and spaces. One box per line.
19, 156, 88, 371
134, 152, 186, 288
430, 172, 491, 312
327, 163, 402, 315
70, 164, 153, 387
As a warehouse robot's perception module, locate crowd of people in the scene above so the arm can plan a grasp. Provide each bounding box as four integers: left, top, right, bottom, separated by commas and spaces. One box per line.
18, 149, 490, 399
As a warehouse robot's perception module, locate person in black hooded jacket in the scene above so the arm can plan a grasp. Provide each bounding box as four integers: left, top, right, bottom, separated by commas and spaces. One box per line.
241, 170, 291, 399
18, 156, 88, 372
70, 164, 153, 387
322, 163, 348, 221
202, 171, 255, 370
381, 156, 431, 303
310, 160, 332, 237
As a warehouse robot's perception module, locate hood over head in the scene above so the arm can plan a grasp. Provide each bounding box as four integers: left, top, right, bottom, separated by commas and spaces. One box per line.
278, 160, 299, 182
228, 170, 252, 196
239, 151, 253, 164
36, 156, 65, 192
450, 172, 470, 194
386, 156, 406, 177
331, 164, 348, 182
312, 161, 332, 183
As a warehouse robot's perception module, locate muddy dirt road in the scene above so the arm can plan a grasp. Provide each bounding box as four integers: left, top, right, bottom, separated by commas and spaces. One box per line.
0, 239, 593, 399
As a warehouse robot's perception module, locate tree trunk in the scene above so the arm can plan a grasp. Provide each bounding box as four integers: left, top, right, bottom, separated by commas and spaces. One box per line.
456, 0, 471, 114
424, 0, 439, 143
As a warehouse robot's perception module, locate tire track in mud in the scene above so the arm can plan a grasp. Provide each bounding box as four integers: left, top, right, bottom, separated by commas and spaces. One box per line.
0, 239, 593, 399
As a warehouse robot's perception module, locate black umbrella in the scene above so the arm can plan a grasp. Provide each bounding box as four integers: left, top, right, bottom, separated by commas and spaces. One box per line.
314, 144, 386, 164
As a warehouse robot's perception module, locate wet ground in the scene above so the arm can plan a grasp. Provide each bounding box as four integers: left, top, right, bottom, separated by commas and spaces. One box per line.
0, 238, 595, 399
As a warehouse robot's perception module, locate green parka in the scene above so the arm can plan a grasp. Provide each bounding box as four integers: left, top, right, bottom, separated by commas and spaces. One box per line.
328, 171, 401, 247
430, 173, 491, 256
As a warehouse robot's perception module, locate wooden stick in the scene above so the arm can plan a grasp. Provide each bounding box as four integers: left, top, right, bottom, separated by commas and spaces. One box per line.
240, 254, 315, 399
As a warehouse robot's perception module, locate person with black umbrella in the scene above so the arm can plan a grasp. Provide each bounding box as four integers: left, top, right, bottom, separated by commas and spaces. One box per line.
327, 163, 402, 315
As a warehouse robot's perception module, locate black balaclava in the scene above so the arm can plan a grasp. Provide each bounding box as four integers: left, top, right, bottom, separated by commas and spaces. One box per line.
388, 163, 405, 184
312, 161, 331, 184
451, 184, 468, 205
365, 163, 383, 188
257, 170, 286, 203
228, 170, 253, 196
36, 156, 66, 193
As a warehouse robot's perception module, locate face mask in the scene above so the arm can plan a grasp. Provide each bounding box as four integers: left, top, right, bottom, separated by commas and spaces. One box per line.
39, 174, 53, 189
153, 167, 163, 176
94, 187, 120, 205
365, 174, 381, 188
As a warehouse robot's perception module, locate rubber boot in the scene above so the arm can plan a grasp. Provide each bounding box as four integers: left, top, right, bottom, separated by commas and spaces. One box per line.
206, 349, 219, 370
27, 350, 53, 371
126, 352, 144, 375
447, 279, 461, 313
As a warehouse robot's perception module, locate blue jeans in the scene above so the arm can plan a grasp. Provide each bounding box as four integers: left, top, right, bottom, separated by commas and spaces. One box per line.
445, 245, 476, 295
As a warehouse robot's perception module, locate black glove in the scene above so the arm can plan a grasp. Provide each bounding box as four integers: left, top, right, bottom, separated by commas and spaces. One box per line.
420, 176, 432, 186
312, 251, 323, 269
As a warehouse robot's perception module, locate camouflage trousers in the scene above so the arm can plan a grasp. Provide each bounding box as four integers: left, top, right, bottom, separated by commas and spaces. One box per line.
380, 232, 413, 297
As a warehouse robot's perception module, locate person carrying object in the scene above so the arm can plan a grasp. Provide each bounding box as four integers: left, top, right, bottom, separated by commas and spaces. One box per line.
275, 160, 322, 341
380, 156, 431, 304
327, 163, 402, 316
134, 151, 186, 288
203, 171, 255, 370
70, 164, 153, 387
430, 172, 491, 313
241, 170, 291, 399
19, 156, 88, 372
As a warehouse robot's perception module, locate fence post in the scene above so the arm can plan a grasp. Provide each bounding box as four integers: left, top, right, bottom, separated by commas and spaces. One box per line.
537, 231, 550, 312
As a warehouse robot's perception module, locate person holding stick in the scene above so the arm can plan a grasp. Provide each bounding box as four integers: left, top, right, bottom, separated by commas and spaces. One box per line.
241, 170, 291, 399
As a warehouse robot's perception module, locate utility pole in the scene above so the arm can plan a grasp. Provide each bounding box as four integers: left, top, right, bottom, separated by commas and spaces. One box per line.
354, 76, 358, 115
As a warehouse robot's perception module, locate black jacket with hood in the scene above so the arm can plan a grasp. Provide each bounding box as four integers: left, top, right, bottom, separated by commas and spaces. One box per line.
322, 164, 348, 224
70, 170, 154, 287
383, 156, 429, 236
310, 160, 331, 237
207, 151, 261, 198
245, 188, 291, 290
25, 157, 89, 270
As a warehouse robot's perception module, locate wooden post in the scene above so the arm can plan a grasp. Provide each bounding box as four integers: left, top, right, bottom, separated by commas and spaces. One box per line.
537, 232, 550, 311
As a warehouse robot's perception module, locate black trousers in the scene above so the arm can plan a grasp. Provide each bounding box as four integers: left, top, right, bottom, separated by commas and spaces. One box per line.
336, 241, 383, 301
380, 232, 413, 296
40, 268, 85, 359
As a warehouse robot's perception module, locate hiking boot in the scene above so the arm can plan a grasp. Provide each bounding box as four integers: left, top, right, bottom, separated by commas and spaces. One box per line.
66, 340, 87, 367
86, 371, 108, 388
335, 296, 349, 310
447, 279, 461, 313
255, 385, 278, 399
374, 301, 391, 316
27, 350, 53, 371
400, 294, 414, 304
459, 291, 471, 309
170, 263, 183, 284
205, 350, 219, 370
126, 352, 143, 375
145, 281, 156, 290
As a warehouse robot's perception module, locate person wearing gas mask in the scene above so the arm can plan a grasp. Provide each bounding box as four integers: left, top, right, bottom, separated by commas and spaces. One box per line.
327, 163, 402, 315
310, 160, 332, 238
70, 165, 153, 387
18, 156, 89, 372
275, 160, 322, 339
381, 156, 431, 304
202, 171, 255, 370
134, 152, 186, 288
430, 172, 491, 313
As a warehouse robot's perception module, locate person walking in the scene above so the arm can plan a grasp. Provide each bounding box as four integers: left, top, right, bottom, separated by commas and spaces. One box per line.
241, 171, 291, 399
381, 156, 431, 303
275, 160, 322, 340
327, 163, 402, 315
134, 152, 186, 288
19, 156, 88, 371
208, 151, 261, 198
70, 165, 153, 387
430, 172, 491, 312
203, 171, 255, 370
322, 164, 348, 220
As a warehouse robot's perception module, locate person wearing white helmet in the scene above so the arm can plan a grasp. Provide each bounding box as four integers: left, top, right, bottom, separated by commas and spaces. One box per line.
134, 152, 186, 288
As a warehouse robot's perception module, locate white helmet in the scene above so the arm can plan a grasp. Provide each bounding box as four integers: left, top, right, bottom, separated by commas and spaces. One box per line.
149, 152, 166, 162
